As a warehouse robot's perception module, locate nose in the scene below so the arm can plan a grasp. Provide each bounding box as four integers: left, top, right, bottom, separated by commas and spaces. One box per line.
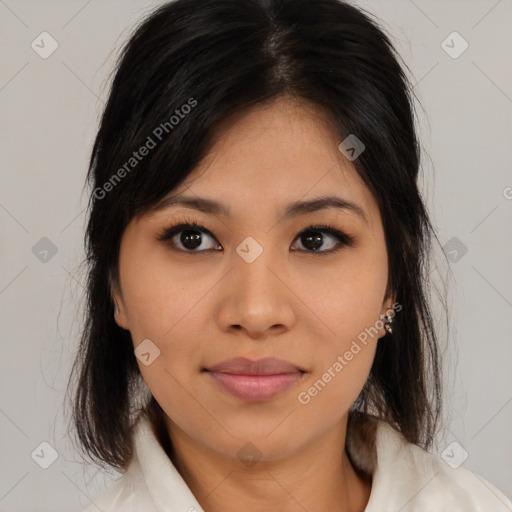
215, 243, 296, 339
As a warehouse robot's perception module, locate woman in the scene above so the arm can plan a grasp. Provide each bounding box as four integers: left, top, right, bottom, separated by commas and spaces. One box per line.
67, 0, 512, 510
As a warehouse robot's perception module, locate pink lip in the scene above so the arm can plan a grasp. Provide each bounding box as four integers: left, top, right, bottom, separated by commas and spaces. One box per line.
204, 357, 306, 402
206, 371, 304, 402
205, 356, 304, 375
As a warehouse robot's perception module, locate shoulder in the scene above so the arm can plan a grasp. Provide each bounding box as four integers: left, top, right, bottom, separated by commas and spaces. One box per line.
78, 411, 205, 512
358, 416, 512, 512
79, 463, 148, 512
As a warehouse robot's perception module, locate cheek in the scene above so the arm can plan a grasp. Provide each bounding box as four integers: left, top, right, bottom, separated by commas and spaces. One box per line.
294, 340, 376, 435
290, 247, 386, 402
124, 263, 209, 414
293, 268, 384, 422
120, 246, 212, 343
292, 246, 388, 341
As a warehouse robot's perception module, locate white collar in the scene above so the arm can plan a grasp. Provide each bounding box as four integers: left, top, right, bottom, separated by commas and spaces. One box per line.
106, 411, 511, 512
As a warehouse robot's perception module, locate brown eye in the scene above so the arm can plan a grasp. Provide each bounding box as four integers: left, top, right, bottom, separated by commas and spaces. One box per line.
291, 225, 355, 254
177, 229, 204, 250
157, 221, 354, 255
157, 223, 221, 253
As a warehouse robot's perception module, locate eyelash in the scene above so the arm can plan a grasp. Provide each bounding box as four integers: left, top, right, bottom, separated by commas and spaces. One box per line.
156, 215, 356, 256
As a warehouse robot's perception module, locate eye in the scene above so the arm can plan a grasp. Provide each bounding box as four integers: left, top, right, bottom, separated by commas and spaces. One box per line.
290, 224, 355, 254
156, 218, 355, 255
156, 220, 221, 253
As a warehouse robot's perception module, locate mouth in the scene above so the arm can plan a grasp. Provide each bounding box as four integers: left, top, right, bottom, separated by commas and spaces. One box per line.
203, 370, 305, 402
202, 357, 306, 402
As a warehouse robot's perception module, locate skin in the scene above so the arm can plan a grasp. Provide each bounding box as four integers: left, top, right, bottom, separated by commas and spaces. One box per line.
113, 96, 395, 512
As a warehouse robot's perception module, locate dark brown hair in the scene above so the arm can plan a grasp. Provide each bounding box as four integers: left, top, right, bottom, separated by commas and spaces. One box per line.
66, 0, 443, 471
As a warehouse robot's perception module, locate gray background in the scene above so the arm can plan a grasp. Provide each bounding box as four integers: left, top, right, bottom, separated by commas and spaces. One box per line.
1, 0, 511, 510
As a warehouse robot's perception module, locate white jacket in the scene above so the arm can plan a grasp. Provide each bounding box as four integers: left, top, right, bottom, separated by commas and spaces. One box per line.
81, 412, 512, 511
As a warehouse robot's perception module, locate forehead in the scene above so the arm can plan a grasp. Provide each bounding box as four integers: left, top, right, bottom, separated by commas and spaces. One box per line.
150, 97, 379, 228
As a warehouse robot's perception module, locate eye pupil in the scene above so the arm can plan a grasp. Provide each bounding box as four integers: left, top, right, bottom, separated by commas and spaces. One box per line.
303, 231, 323, 251
181, 230, 202, 250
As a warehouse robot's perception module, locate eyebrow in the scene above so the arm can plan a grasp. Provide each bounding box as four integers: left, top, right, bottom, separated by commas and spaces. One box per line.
153, 194, 369, 225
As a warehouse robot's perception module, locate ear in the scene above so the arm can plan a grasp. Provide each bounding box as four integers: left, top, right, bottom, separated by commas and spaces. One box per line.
112, 291, 130, 330
377, 293, 398, 339
110, 272, 130, 330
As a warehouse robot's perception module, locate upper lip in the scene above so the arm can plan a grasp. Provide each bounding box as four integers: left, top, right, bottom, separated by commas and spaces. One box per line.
205, 357, 305, 375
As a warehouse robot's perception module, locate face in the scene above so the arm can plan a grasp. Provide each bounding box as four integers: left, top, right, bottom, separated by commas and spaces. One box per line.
113, 96, 395, 463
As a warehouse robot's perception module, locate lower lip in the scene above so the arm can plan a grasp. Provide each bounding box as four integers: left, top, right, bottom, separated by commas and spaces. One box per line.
205, 371, 304, 402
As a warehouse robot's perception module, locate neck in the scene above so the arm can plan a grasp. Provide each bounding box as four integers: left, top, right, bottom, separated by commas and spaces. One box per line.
152, 408, 372, 512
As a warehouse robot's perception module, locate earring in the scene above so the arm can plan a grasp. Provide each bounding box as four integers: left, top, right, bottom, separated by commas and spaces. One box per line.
114, 303, 119, 315
384, 310, 394, 334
